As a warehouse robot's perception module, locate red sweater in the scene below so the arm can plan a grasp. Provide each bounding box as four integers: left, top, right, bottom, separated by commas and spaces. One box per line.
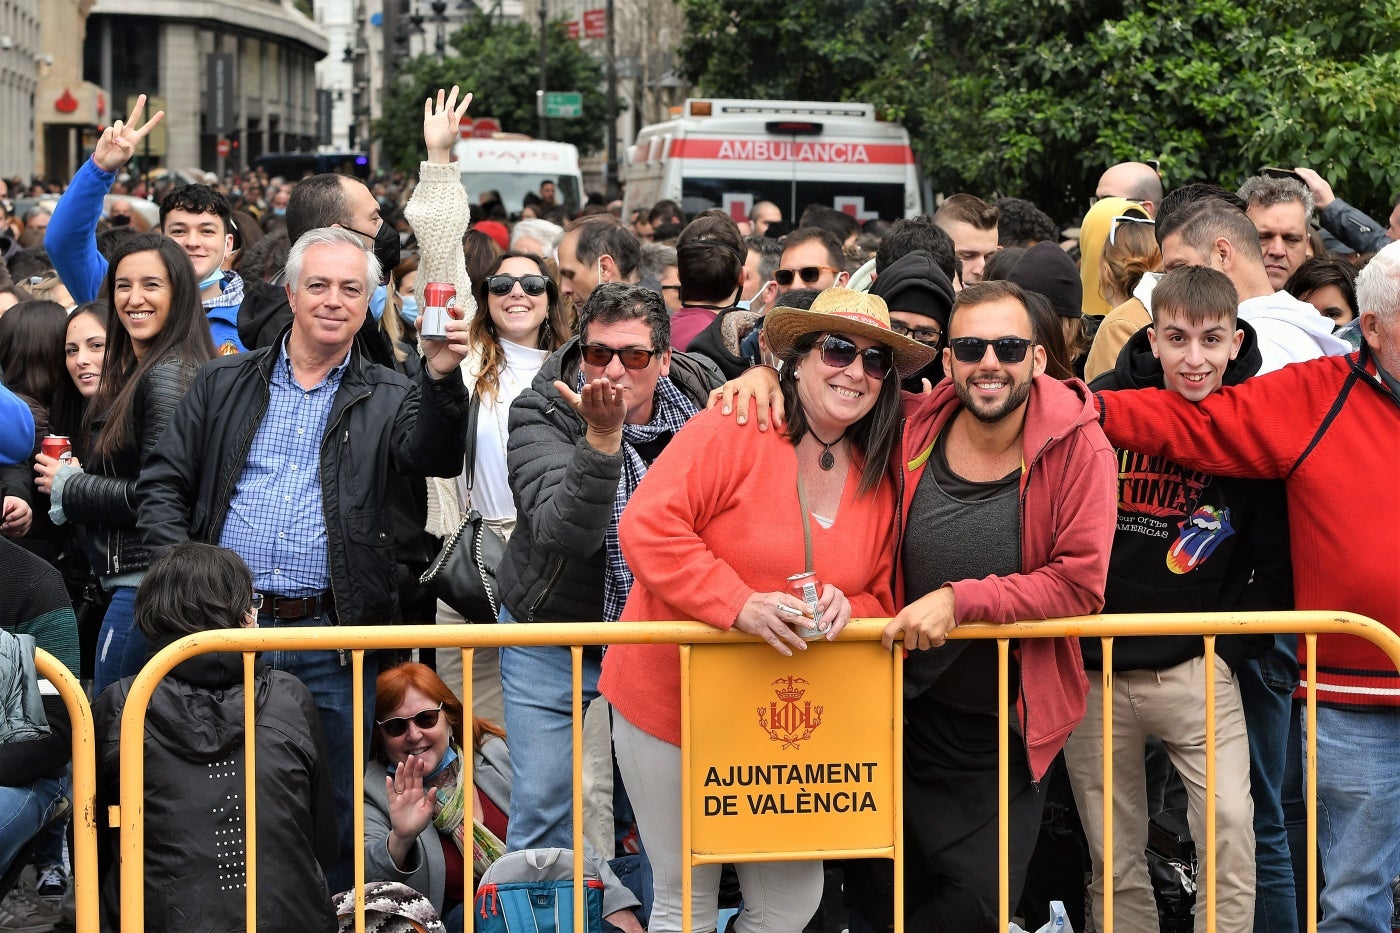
600, 405, 898, 746
1097, 350, 1400, 708
896, 376, 1116, 781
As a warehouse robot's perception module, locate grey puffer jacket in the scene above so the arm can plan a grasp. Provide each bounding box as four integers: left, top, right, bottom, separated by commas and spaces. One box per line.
497, 337, 723, 622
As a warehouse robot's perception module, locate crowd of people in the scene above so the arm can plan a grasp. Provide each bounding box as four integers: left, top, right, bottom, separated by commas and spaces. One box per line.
1, 84, 1397, 933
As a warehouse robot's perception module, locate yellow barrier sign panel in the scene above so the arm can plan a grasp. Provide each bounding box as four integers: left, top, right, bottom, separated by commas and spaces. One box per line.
686, 640, 898, 858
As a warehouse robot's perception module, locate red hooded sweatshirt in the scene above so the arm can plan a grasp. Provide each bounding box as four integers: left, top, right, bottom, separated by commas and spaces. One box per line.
894, 375, 1117, 781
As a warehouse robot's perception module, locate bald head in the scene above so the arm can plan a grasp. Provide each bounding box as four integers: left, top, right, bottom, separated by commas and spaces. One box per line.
1095, 162, 1164, 218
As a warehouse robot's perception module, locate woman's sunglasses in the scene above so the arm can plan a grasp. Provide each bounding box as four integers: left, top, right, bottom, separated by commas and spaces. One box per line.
774, 265, 841, 287
580, 344, 658, 370
817, 334, 893, 380
1108, 214, 1155, 247
948, 336, 1034, 364
376, 701, 444, 738
486, 273, 549, 296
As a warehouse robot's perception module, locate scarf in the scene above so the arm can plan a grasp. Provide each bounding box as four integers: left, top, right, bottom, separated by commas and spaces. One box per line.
577, 371, 698, 621
421, 743, 507, 879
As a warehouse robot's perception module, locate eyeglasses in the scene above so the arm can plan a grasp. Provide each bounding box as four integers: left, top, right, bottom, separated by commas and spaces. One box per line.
949, 336, 1035, 364
774, 265, 841, 287
817, 334, 893, 380
1089, 195, 1147, 208
660, 284, 681, 292
376, 702, 445, 738
486, 273, 549, 296
1108, 214, 1155, 247
888, 321, 943, 346
250, 593, 264, 611
580, 343, 659, 370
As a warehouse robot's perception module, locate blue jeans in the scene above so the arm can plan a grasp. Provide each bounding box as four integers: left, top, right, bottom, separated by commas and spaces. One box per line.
1240, 634, 1300, 933
498, 608, 601, 851
94, 586, 151, 695
1305, 706, 1400, 933
0, 774, 67, 877
262, 612, 377, 894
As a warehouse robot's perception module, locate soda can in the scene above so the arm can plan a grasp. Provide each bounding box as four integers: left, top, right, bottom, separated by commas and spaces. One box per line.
786, 571, 826, 640
420, 282, 457, 341
41, 435, 73, 463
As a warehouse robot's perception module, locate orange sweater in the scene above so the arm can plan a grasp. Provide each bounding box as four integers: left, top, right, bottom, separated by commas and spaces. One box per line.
600, 405, 898, 746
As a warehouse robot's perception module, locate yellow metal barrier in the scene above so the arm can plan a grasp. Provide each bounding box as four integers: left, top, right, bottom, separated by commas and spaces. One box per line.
32, 648, 99, 933
107, 611, 1400, 933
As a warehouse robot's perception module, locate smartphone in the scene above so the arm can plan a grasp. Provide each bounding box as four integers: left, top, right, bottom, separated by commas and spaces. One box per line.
1260, 166, 1303, 182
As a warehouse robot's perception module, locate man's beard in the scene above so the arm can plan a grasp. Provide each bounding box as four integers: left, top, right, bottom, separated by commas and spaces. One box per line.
953, 370, 1033, 423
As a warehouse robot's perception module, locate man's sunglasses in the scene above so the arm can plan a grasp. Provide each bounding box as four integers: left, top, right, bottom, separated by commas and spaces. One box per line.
486, 273, 549, 296
376, 701, 445, 738
818, 334, 893, 380
580, 344, 659, 370
948, 336, 1034, 364
774, 265, 841, 287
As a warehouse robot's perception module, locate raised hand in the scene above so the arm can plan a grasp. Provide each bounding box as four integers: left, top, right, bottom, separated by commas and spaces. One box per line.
385, 754, 436, 869
93, 94, 165, 173
554, 377, 627, 453
423, 86, 473, 164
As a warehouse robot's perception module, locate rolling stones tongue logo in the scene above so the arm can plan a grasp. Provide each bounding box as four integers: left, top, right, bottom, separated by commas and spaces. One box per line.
1167, 505, 1235, 574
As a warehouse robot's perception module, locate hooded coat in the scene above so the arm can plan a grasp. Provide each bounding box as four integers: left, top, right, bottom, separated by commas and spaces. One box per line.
1086, 321, 1288, 671
94, 652, 339, 931
894, 376, 1117, 781
870, 250, 955, 391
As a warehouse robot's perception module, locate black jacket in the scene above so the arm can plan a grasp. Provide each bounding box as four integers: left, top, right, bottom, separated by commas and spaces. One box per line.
1087, 321, 1290, 671
497, 337, 723, 622
135, 332, 469, 625
94, 652, 338, 931
64, 357, 199, 577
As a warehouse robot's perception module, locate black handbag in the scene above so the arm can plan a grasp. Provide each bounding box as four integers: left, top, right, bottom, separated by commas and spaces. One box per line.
419, 395, 506, 622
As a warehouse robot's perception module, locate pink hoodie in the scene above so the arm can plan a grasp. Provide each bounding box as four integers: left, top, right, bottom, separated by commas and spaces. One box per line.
893, 375, 1117, 780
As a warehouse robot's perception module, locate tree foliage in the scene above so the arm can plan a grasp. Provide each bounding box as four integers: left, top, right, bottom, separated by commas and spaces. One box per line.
375, 18, 611, 175
677, 0, 1400, 221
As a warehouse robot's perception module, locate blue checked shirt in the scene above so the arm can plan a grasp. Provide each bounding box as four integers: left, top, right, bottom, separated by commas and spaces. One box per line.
218, 340, 350, 597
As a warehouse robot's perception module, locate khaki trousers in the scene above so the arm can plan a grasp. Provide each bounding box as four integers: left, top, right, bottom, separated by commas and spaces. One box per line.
1064, 653, 1256, 933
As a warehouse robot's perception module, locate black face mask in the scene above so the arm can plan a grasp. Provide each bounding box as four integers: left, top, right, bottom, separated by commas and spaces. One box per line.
347, 220, 398, 285
109, 213, 132, 226
900, 355, 945, 394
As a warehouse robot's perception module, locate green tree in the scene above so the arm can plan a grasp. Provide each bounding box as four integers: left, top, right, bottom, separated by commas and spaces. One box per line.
374, 18, 611, 175
677, 0, 1400, 222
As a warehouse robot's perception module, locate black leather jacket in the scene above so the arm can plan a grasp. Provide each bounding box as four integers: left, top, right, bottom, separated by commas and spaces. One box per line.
136, 333, 469, 625
497, 338, 723, 622
63, 357, 199, 578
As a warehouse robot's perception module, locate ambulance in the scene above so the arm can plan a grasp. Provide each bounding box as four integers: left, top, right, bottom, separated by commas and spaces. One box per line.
622, 99, 926, 225
451, 136, 584, 216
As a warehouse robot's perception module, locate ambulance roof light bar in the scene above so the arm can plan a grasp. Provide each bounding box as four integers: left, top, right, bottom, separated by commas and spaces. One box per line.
684, 99, 875, 120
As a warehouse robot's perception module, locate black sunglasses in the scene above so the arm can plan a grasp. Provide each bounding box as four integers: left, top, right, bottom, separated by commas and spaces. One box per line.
889, 320, 943, 346
774, 265, 840, 287
376, 701, 445, 738
580, 343, 659, 370
486, 273, 549, 296
818, 334, 893, 380
949, 336, 1034, 364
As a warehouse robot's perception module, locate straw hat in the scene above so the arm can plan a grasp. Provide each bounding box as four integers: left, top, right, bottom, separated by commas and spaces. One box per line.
763, 287, 937, 377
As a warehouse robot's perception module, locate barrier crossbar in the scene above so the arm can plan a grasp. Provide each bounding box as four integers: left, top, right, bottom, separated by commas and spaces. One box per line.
106, 611, 1399, 933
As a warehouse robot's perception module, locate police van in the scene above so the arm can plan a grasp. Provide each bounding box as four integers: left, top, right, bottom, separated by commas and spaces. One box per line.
451, 136, 584, 216
622, 99, 926, 225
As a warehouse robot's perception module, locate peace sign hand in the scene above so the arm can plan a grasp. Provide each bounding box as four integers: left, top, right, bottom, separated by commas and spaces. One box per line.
93, 94, 165, 173
424, 86, 473, 164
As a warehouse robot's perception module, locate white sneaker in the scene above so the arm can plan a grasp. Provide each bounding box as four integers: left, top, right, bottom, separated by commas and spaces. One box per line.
0, 883, 60, 933
31, 866, 64, 904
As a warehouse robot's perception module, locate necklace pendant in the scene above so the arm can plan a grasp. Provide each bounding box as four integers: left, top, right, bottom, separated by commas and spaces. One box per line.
819, 447, 836, 471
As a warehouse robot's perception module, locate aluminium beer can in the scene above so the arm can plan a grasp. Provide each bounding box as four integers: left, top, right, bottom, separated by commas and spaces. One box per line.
420, 281, 457, 340
41, 435, 73, 463
786, 571, 826, 640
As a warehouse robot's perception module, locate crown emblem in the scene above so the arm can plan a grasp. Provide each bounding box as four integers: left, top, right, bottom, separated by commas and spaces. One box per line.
757, 677, 823, 749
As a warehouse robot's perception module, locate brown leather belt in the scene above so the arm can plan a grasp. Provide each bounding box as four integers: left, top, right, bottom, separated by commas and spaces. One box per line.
256, 592, 334, 621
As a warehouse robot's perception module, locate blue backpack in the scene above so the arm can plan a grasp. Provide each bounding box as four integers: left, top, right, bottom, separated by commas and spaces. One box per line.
475, 848, 604, 933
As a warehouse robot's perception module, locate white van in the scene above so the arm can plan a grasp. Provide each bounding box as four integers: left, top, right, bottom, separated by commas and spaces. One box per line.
622, 99, 925, 225
451, 137, 584, 216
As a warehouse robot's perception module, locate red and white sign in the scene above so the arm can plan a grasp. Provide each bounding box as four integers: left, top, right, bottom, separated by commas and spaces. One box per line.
565, 20, 580, 39
833, 196, 880, 223
216, 137, 231, 157
582, 8, 606, 38
670, 139, 914, 165
461, 117, 502, 138
722, 193, 753, 224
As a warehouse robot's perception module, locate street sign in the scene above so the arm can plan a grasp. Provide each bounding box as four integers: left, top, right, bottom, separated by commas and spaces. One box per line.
540, 91, 583, 119
582, 8, 606, 39
216, 138, 231, 158
565, 20, 579, 39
